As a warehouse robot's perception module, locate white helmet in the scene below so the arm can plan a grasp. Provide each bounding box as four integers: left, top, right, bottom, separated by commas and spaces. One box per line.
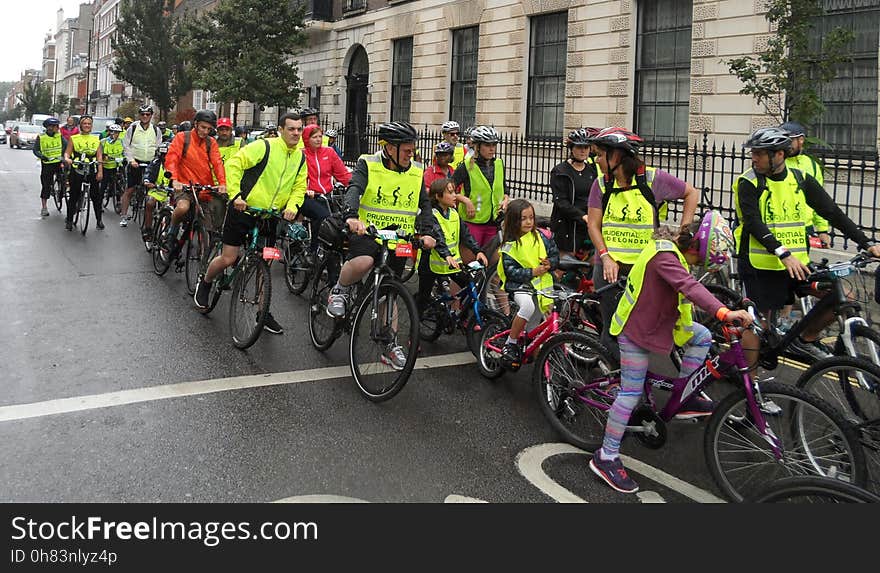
441, 121, 460, 133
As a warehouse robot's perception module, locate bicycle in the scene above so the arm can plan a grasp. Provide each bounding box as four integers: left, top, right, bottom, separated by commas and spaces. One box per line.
70, 156, 99, 236
308, 225, 422, 402
280, 188, 346, 295
749, 475, 880, 503
101, 156, 126, 216
418, 260, 490, 356
128, 163, 150, 229
51, 163, 68, 212
198, 206, 281, 349
533, 304, 867, 502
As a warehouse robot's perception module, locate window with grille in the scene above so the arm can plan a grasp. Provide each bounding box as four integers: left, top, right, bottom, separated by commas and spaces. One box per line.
391, 37, 413, 123
450, 26, 478, 129
527, 12, 567, 139
635, 0, 692, 142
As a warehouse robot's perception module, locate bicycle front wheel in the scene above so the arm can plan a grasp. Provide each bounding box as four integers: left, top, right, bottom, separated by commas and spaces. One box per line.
53, 175, 64, 211
475, 309, 511, 379
533, 332, 619, 451
283, 240, 311, 295
185, 224, 208, 296
349, 279, 419, 402
229, 255, 272, 350
151, 210, 173, 276
749, 475, 880, 503
704, 380, 867, 502
308, 253, 341, 351
78, 186, 90, 236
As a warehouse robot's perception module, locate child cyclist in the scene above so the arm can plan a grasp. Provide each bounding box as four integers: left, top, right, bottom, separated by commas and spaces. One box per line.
141, 142, 173, 247
589, 211, 753, 494
417, 178, 488, 316
497, 198, 560, 369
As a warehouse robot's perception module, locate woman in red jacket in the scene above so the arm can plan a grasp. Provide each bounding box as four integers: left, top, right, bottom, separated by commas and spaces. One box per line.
300, 124, 351, 255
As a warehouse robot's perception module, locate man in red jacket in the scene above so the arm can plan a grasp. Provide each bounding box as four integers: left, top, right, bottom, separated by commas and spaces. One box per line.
163, 109, 226, 251
300, 123, 351, 255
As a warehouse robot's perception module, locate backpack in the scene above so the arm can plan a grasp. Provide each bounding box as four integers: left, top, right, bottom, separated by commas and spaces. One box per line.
181, 130, 214, 164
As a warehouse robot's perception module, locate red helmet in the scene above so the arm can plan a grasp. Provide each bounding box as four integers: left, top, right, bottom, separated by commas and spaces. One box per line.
592, 127, 643, 156
217, 117, 233, 128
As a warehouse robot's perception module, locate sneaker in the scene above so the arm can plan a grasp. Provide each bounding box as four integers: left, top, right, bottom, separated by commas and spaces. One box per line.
381, 343, 407, 371
674, 395, 715, 420
96, 219, 105, 230
500, 342, 522, 371
40, 207, 49, 216
789, 336, 832, 362
65, 220, 72, 231
326, 286, 350, 319
589, 450, 639, 494
194, 280, 211, 309
263, 312, 284, 334
119, 217, 129, 228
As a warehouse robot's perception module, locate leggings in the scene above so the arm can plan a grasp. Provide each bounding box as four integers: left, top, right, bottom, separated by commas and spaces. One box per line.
298, 195, 331, 252
40, 162, 62, 199
600, 322, 713, 458
67, 170, 101, 223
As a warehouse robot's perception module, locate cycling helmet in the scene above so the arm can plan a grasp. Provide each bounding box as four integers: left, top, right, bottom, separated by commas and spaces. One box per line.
178, 121, 193, 132
441, 120, 461, 133
42, 117, 60, 128
377, 121, 418, 144
592, 127, 643, 156
779, 121, 806, 138
567, 128, 592, 147
324, 128, 338, 138
107, 124, 123, 133
216, 117, 233, 128
298, 107, 319, 119
742, 127, 791, 151
138, 104, 154, 115
434, 141, 455, 154
585, 127, 602, 139
469, 125, 499, 144
193, 109, 217, 126
157, 121, 167, 129
171, 124, 179, 130
693, 210, 735, 271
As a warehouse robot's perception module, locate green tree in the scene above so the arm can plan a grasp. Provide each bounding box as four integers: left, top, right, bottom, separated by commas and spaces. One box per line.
16, 82, 53, 120
726, 0, 854, 128
50, 94, 70, 116
181, 0, 308, 124
115, 100, 140, 120
112, 0, 190, 118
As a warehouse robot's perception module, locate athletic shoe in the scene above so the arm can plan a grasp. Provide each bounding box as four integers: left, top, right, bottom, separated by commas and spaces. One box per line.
119, 217, 129, 228
65, 220, 73, 231
326, 286, 350, 319
194, 280, 211, 309
381, 343, 407, 371
96, 219, 105, 230
500, 342, 522, 371
40, 207, 49, 216
790, 336, 832, 362
263, 312, 284, 334
589, 450, 639, 494
674, 395, 715, 420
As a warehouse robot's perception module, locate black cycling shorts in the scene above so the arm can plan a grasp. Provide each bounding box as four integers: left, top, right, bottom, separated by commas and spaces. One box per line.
127, 163, 150, 188
739, 265, 797, 310
346, 233, 408, 276
222, 208, 277, 248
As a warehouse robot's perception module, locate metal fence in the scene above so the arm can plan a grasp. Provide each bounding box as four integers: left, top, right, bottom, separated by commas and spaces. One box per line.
327, 124, 879, 246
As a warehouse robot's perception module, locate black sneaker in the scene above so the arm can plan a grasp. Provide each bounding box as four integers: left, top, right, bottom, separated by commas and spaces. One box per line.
194, 280, 211, 309
789, 336, 832, 362
263, 312, 284, 334
65, 220, 72, 231
96, 219, 105, 230
500, 342, 522, 371
589, 450, 639, 494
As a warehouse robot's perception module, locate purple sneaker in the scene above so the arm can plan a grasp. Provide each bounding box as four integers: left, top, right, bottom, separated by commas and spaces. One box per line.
674, 395, 715, 420
589, 450, 639, 494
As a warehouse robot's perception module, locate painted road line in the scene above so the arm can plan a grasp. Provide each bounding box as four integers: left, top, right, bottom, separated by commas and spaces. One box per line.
0, 351, 476, 423
619, 454, 726, 503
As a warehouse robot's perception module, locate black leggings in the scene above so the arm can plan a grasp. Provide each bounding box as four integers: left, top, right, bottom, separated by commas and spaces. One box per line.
40, 163, 63, 200
99, 167, 118, 198
416, 250, 469, 314
67, 170, 101, 223
298, 195, 331, 252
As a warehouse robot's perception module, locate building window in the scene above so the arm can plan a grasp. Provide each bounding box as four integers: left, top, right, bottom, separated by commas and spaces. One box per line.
812, 0, 880, 154
450, 26, 478, 130
391, 37, 413, 123
527, 11, 567, 139
308, 86, 321, 110
635, 0, 692, 142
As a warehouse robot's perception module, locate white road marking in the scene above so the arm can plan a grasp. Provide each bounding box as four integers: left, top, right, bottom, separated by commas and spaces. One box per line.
444, 495, 489, 503
273, 495, 369, 503
0, 351, 476, 423
636, 491, 666, 503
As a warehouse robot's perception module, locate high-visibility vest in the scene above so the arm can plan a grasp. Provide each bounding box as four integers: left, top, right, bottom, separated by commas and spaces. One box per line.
218, 137, 243, 164
460, 156, 504, 224
600, 167, 667, 264
71, 133, 100, 158
786, 154, 828, 233
37, 133, 63, 164
733, 167, 810, 271
609, 239, 694, 346
428, 207, 462, 275
450, 143, 466, 170
497, 231, 554, 312
101, 136, 124, 168
357, 151, 424, 235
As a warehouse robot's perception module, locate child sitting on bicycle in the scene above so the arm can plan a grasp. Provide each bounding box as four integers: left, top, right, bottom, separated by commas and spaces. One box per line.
142, 142, 172, 246
417, 178, 488, 317
498, 198, 559, 370
590, 211, 753, 494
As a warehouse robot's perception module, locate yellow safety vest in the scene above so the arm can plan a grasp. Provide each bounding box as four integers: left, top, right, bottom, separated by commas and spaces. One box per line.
218, 138, 243, 164
428, 207, 462, 275
610, 240, 694, 346
101, 136, 124, 168
37, 133, 63, 164
786, 154, 828, 233
147, 165, 171, 202
450, 143, 466, 170
357, 151, 424, 235
461, 156, 504, 224
71, 133, 100, 158
733, 168, 810, 271
497, 231, 554, 313
601, 167, 666, 264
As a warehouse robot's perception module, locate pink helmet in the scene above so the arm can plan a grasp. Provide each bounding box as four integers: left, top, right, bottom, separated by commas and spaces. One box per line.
694, 210, 735, 270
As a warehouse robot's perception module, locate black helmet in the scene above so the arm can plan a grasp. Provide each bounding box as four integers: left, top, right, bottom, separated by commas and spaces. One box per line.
43, 117, 60, 128
377, 121, 418, 144
299, 107, 319, 120
742, 127, 791, 151
178, 121, 193, 132
171, 124, 179, 130
138, 104, 154, 115
193, 109, 217, 126
779, 121, 807, 138
567, 128, 592, 147
469, 125, 499, 144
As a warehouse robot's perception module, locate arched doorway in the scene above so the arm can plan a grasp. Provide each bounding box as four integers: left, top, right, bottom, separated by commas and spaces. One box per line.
344, 45, 369, 160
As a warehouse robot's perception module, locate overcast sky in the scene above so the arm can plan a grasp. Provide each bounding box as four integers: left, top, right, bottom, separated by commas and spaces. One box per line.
3, 1, 89, 82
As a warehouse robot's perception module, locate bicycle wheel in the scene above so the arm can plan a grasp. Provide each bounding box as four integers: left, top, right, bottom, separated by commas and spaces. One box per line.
399, 255, 417, 283
749, 475, 880, 503
102, 184, 111, 209
185, 224, 208, 296
198, 241, 226, 316
533, 332, 619, 451
704, 380, 867, 502
476, 309, 511, 379
229, 255, 271, 350
796, 356, 880, 494
283, 240, 311, 295
480, 266, 516, 317
52, 174, 64, 211
308, 253, 341, 351
349, 279, 419, 402
133, 187, 146, 228
78, 184, 90, 236
152, 210, 173, 276
419, 297, 447, 342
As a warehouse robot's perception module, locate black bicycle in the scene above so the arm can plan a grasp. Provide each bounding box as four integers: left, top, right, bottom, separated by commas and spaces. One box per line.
101, 156, 126, 216
749, 476, 880, 503
280, 188, 346, 295
51, 163, 68, 212
70, 156, 98, 236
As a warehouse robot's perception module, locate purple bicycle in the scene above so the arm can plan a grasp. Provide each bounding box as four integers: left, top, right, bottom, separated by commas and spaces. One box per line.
533, 308, 867, 502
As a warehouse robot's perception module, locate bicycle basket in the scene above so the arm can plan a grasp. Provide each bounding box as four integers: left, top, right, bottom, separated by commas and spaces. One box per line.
318, 213, 347, 251
285, 222, 309, 242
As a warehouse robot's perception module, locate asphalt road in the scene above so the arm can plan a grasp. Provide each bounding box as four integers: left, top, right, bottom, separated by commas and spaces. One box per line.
0, 144, 813, 503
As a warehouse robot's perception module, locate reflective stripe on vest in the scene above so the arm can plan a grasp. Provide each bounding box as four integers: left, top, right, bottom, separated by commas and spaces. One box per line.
461, 157, 504, 224
38, 133, 63, 163
786, 154, 828, 232
71, 134, 100, 158
357, 151, 424, 235
496, 231, 553, 313
733, 168, 810, 271
101, 137, 124, 168
609, 240, 694, 346
601, 168, 660, 264
429, 207, 462, 274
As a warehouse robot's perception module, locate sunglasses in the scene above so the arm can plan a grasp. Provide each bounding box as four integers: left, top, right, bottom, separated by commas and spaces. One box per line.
140, 113, 152, 116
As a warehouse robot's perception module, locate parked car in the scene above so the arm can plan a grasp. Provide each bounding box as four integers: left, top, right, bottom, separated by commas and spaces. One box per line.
10, 124, 43, 149
0, 125, 6, 144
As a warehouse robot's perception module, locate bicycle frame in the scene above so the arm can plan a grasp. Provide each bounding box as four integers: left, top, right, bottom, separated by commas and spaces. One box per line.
484, 307, 564, 364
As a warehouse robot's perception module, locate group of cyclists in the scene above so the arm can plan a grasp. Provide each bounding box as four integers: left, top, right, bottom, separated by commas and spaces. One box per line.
30, 103, 880, 497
